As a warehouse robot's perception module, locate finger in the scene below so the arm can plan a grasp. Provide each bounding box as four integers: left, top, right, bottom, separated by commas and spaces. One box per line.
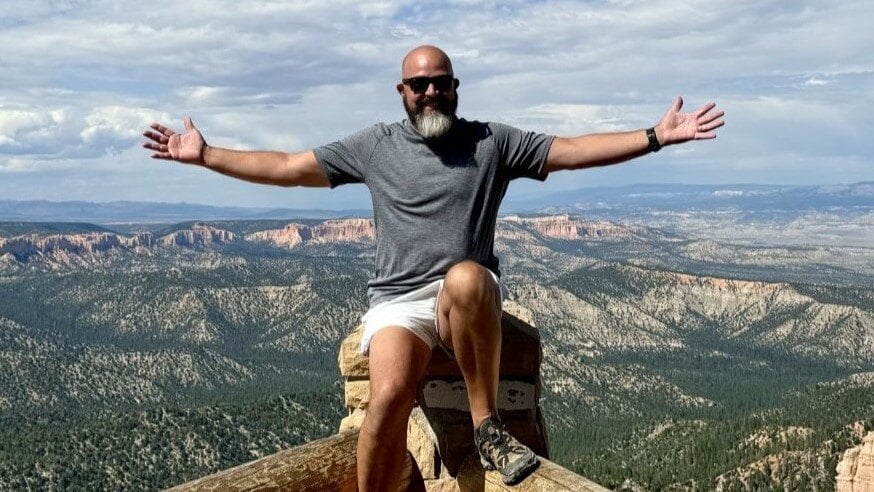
671, 96, 683, 113
151, 153, 173, 160
142, 131, 169, 144
150, 122, 175, 137
142, 142, 167, 151
695, 131, 717, 140
183, 116, 195, 132
694, 102, 717, 117
699, 119, 724, 132
698, 110, 725, 125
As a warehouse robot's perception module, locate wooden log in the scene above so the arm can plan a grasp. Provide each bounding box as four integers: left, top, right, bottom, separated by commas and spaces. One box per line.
164, 430, 416, 492
455, 451, 611, 492
425, 478, 460, 491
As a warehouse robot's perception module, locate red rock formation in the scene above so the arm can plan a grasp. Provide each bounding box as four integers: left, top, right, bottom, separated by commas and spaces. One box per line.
0, 237, 40, 260
247, 219, 374, 247
527, 215, 632, 239
837, 431, 874, 492
158, 224, 236, 247
0, 232, 130, 260
501, 215, 638, 240
310, 219, 374, 243
247, 223, 312, 247
0, 225, 232, 262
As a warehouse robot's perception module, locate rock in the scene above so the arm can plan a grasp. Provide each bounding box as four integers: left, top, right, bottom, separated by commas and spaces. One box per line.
247, 219, 375, 247
339, 408, 366, 433
836, 431, 874, 492
344, 380, 370, 411
338, 326, 367, 377
158, 224, 236, 247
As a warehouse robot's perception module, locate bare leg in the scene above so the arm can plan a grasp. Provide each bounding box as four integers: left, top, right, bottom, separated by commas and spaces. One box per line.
437, 261, 502, 429
357, 327, 432, 492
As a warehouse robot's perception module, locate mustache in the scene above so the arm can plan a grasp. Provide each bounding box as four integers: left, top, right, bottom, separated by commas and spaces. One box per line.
417, 96, 448, 108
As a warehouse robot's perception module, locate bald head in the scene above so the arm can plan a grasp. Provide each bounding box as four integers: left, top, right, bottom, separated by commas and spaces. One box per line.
401, 45, 454, 79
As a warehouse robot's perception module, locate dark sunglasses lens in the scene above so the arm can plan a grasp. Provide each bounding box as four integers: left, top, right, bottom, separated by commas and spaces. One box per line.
407, 76, 453, 93
432, 76, 453, 91
409, 79, 430, 93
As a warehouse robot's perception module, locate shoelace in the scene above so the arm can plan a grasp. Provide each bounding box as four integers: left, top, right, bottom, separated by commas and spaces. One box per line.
486, 425, 517, 459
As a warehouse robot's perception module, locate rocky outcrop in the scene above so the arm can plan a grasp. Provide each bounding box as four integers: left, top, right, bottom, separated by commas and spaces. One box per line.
311, 218, 373, 243
0, 237, 40, 261
247, 223, 310, 247
247, 216, 638, 248
0, 224, 233, 262
0, 232, 151, 261
157, 224, 236, 247
837, 431, 874, 492
1, 215, 639, 262
503, 214, 644, 239
247, 219, 375, 247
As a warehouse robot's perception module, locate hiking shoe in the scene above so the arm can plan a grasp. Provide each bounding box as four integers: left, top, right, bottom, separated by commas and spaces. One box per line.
474, 415, 539, 485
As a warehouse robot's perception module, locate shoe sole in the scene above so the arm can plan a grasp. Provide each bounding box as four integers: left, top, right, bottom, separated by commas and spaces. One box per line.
501, 454, 540, 485
480, 453, 540, 485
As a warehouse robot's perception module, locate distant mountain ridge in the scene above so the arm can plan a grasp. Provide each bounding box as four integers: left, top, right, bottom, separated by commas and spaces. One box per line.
513, 181, 874, 212
2, 182, 871, 223
0, 200, 370, 223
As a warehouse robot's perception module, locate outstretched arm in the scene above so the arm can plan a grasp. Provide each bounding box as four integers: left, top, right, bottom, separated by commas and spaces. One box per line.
543, 97, 724, 173
142, 117, 330, 187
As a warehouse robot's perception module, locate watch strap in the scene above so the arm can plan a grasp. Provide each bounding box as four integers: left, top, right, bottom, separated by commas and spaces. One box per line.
646, 127, 661, 153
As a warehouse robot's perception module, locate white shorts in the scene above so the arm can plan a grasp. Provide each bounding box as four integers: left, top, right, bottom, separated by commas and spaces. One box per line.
359, 271, 509, 356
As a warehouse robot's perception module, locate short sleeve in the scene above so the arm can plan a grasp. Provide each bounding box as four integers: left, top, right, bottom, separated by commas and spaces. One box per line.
489, 122, 555, 181
313, 124, 386, 188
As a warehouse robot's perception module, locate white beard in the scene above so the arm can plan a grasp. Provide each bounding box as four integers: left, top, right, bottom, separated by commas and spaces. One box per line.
415, 110, 453, 139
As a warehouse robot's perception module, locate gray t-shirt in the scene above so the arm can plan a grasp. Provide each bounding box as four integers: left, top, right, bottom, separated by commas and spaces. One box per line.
314, 118, 554, 307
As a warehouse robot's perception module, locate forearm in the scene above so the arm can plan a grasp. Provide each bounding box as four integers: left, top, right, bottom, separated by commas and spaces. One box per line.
545, 127, 662, 173
200, 146, 317, 187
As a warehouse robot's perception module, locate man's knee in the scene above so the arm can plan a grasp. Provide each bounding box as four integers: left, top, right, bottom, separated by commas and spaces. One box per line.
368, 377, 417, 419
443, 261, 498, 308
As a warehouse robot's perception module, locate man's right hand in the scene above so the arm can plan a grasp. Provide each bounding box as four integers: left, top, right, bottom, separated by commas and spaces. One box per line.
143, 116, 206, 164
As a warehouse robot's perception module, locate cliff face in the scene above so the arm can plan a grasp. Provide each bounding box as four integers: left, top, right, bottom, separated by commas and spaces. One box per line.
514, 214, 643, 239
247, 224, 310, 247
157, 224, 236, 247
0, 224, 234, 262
246, 219, 375, 247
0, 232, 148, 261
837, 431, 874, 492
0, 216, 646, 261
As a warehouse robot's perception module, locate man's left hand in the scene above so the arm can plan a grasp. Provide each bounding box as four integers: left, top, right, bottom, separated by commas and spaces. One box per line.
655, 97, 724, 146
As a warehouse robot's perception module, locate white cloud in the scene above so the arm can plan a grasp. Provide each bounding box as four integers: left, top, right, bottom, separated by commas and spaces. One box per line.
0, 156, 33, 173
80, 106, 165, 154
0, 0, 872, 205
0, 104, 167, 159
501, 103, 631, 136
804, 78, 829, 86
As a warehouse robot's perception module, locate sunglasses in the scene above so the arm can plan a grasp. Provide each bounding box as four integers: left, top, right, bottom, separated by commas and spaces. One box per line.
402, 75, 456, 94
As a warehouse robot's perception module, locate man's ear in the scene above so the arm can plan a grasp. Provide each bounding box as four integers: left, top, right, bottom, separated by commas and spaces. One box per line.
396, 83, 405, 95
454, 78, 460, 89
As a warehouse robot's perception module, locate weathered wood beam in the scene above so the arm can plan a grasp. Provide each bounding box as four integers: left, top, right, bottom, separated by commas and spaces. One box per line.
164, 430, 417, 492
455, 451, 611, 492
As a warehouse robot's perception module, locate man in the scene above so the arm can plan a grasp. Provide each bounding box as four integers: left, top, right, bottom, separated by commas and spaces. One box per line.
143, 45, 723, 489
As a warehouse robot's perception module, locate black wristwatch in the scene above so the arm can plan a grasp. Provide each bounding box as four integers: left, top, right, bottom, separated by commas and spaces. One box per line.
646, 127, 661, 153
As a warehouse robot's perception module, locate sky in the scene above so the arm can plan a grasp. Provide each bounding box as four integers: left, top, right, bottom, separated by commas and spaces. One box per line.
0, 0, 871, 210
